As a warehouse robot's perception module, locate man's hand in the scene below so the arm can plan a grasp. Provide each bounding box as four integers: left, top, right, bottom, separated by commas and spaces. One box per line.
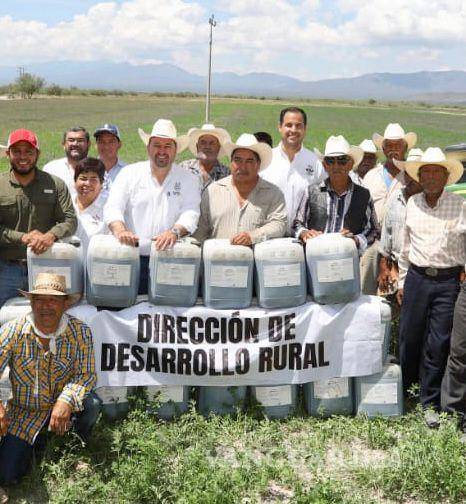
26, 231, 56, 255
49, 400, 73, 436
153, 230, 177, 251
115, 229, 139, 247
299, 229, 322, 242
340, 228, 359, 247
0, 403, 9, 437
396, 288, 404, 306
231, 232, 252, 246
21, 229, 41, 245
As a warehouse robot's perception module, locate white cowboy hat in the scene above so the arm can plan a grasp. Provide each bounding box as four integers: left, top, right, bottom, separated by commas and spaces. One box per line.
223, 133, 273, 171
372, 123, 417, 150
406, 148, 424, 161
314, 135, 364, 169
445, 143, 466, 163
359, 139, 377, 154
138, 119, 189, 154
187, 124, 231, 159
394, 147, 464, 185
19, 272, 81, 305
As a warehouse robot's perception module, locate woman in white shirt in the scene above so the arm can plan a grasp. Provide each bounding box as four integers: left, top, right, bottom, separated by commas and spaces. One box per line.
73, 157, 107, 253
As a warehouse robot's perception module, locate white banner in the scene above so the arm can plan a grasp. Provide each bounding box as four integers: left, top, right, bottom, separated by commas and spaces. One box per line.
90, 296, 384, 387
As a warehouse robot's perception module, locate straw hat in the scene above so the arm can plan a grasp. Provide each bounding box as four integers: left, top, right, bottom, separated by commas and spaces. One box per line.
394, 147, 464, 185
187, 124, 231, 159
223, 133, 273, 171
19, 273, 81, 305
445, 143, 466, 163
138, 119, 189, 153
314, 135, 364, 169
406, 148, 424, 161
372, 123, 417, 150
359, 139, 377, 154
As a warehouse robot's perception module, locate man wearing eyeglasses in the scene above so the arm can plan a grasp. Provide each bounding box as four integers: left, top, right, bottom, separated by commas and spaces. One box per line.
43, 127, 91, 198
292, 135, 379, 252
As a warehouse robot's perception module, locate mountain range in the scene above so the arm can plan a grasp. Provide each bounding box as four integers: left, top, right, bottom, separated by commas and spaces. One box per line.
0, 61, 465, 103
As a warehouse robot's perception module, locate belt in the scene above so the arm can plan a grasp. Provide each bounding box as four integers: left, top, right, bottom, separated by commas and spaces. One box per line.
411, 264, 463, 279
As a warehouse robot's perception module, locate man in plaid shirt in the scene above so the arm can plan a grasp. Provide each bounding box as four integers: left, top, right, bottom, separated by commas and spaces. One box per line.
0, 273, 99, 490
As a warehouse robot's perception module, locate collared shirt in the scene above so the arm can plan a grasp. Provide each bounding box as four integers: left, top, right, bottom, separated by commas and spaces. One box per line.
103, 162, 201, 255
178, 158, 229, 191
261, 143, 327, 233
349, 171, 364, 186
379, 188, 408, 262
0, 314, 96, 444
293, 179, 379, 254
100, 158, 126, 202
0, 170, 77, 260
73, 194, 107, 255
398, 191, 466, 288
43, 157, 76, 197
363, 163, 404, 224
193, 175, 287, 244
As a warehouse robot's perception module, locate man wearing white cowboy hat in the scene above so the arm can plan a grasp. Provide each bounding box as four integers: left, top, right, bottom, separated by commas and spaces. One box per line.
350, 139, 378, 185
194, 133, 287, 245
292, 135, 378, 252
179, 123, 231, 191
360, 123, 418, 295
261, 107, 326, 234
394, 147, 465, 427
0, 273, 99, 490
104, 119, 201, 295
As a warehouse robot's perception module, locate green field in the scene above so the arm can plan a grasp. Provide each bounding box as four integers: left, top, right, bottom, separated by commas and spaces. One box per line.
3, 96, 466, 503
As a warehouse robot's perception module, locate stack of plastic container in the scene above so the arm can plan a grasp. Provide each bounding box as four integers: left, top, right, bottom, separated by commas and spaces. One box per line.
202, 239, 254, 309
254, 238, 307, 309
96, 386, 135, 421
305, 233, 360, 304
146, 385, 190, 419
251, 385, 298, 419
27, 241, 83, 295
197, 386, 247, 417
303, 378, 354, 417
86, 235, 140, 308
149, 238, 201, 306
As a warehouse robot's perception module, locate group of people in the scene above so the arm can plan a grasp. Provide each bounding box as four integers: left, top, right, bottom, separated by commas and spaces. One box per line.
0, 105, 465, 494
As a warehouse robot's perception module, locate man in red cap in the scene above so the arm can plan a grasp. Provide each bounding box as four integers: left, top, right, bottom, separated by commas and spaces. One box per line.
0, 129, 77, 308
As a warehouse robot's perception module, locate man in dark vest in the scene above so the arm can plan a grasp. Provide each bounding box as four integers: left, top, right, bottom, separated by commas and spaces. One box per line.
292, 135, 379, 251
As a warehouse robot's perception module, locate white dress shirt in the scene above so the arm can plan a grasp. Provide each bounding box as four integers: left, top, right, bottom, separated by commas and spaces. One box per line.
261, 143, 326, 233
43, 157, 76, 197
101, 158, 126, 201
74, 194, 107, 255
398, 191, 466, 288
103, 161, 201, 255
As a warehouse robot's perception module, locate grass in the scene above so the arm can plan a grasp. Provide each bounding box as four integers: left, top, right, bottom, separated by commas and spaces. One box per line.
2, 95, 466, 502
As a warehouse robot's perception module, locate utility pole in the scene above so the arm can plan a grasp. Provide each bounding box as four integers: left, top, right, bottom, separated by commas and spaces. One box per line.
205, 14, 216, 123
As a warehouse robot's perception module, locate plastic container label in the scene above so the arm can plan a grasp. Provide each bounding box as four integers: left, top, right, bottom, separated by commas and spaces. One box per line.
91, 263, 132, 286
263, 263, 301, 287
147, 385, 184, 403
156, 263, 196, 286
314, 378, 349, 399
32, 266, 72, 289
210, 265, 249, 288
255, 386, 292, 406
361, 382, 398, 404
96, 386, 128, 404
316, 258, 354, 283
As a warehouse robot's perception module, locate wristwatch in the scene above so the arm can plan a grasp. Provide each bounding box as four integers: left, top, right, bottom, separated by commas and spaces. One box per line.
170, 227, 181, 240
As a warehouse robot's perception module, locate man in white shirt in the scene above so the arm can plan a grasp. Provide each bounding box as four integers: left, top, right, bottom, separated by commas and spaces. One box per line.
93, 124, 126, 201
43, 127, 91, 197
261, 107, 326, 234
394, 148, 465, 426
104, 119, 201, 295
360, 123, 418, 294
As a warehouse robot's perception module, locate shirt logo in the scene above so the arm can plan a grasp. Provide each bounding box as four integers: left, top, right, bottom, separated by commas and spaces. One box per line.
173, 181, 181, 196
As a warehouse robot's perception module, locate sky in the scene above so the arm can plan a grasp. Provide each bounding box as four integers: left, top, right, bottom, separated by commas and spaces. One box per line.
0, 0, 465, 81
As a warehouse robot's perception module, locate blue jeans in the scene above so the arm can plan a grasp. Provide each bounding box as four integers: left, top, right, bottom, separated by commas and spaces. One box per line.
0, 259, 28, 308
0, 392, 101, 485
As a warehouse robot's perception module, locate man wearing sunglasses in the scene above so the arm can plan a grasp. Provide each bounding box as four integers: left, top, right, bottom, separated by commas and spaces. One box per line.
292, 135, 379, 252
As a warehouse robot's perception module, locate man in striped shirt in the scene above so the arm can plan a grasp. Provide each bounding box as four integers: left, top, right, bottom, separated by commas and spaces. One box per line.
395, 148, 465, 427
0, 274, 99, 489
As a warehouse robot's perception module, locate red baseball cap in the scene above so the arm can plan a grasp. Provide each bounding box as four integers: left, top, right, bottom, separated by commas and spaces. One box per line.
6, 129, 40, 150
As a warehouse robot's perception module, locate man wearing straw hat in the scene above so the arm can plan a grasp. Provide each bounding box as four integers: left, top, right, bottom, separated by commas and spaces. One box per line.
179, 123, 231, 191
0, 273, 99, 491
360, 123, 418, 294
194, 133, 287, 244
292, 135, 378, 251
350, 139, 378, 185
394, 148, 465, 427
104, 119, 201, 294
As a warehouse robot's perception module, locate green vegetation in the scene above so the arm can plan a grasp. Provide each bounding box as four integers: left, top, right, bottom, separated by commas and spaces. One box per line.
2, 96, 466, 502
